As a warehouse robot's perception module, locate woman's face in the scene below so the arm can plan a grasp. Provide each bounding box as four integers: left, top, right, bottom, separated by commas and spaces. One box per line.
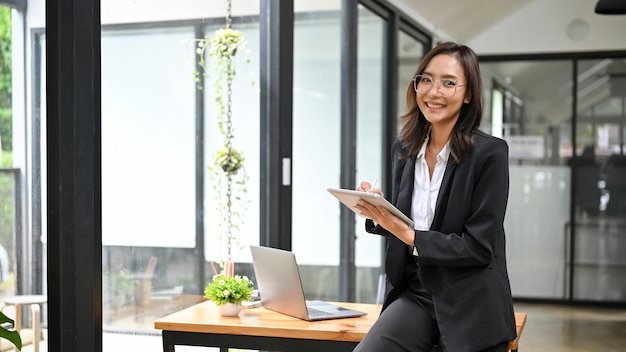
415, 53, 470, 129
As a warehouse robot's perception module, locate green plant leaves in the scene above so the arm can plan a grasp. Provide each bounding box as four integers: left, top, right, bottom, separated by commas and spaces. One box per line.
204, 274, 254, 306
0, 311, 22, 350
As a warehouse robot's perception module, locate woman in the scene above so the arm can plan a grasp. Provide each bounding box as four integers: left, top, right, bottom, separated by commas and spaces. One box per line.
353, 42, 516, 352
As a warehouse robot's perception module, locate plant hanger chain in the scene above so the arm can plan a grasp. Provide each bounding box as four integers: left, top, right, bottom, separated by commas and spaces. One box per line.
225, 0, 234, 260
226, 0, 232, 29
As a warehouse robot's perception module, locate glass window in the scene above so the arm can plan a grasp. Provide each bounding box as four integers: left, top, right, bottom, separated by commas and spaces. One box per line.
292, 2, 342, 301
355, 5, 384, 303
101, 27, 197, 249
98, 3, 260, 350
4, 1, 49, 351
0, 5, 18, 300
100, 26, 205, 345
482, 61, 573, 299
397, 31, 424, 133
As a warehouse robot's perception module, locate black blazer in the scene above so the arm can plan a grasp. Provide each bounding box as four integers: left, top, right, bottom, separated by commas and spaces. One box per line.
367, 130, 517, 352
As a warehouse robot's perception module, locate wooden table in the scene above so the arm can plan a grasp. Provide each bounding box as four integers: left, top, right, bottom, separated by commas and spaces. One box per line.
154, 301, 382, 352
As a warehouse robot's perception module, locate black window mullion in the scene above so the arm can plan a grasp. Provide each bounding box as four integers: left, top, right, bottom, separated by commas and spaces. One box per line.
339, 0, 358, 302
378, 11, 399, 275
259, 0, 294, 251
46, 0, 102, 351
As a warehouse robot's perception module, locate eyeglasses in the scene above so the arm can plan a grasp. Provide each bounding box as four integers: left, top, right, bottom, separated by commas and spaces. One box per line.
413, 74, 466, 98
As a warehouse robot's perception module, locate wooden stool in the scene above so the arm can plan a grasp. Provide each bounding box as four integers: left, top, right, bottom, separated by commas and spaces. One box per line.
1, 295, 47, 352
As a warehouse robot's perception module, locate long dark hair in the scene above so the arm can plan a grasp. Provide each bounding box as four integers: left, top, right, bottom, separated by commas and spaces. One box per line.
398, 42, 483, 164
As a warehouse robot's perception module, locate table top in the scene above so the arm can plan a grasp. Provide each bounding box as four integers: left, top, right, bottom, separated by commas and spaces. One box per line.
2, 295, 47, 305
154, 301, 382, 342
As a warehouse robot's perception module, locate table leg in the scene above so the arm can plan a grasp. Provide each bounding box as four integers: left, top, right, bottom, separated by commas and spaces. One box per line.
162, 331, 175, 352
12, 304, 22, 352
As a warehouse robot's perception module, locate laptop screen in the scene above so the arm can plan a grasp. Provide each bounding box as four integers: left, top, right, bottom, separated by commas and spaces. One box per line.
250, 245, 310, 320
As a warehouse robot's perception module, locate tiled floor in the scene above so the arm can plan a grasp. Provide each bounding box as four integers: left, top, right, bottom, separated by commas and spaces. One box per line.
14, 302, 626, 351
513, 302, 626, 352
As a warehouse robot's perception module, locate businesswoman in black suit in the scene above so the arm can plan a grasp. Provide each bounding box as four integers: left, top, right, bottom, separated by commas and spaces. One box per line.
353, 42, 516, 352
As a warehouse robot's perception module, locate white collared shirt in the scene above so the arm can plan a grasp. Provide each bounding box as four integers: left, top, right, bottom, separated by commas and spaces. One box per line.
410, 139, 450, 255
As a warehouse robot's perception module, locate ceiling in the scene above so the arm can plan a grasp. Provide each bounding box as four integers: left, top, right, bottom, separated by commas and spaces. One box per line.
391, 0, 626, 46
393, 0, 534, 44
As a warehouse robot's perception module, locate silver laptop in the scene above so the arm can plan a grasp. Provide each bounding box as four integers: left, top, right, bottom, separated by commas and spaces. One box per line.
249, 245, 367, 321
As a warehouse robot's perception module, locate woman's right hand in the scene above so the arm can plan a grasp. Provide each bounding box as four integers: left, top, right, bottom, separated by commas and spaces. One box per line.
356, 181, 384, 197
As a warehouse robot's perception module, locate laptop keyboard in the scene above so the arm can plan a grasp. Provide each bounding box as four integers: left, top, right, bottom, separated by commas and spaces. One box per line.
307, 307, 330, 318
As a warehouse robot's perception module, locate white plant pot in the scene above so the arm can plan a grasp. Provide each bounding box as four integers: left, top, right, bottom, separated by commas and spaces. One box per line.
217, 302, 242, 317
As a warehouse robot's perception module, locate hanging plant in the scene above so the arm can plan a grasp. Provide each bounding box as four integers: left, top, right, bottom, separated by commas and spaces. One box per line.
193, 28, 253, 91
215, 147, 245, 174
189, 2, 256, 262
207, 149, 249, 259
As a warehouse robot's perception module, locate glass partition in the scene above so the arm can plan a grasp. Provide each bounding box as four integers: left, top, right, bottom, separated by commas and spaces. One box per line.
481, 61, 573, 299
572, 58, 626, 301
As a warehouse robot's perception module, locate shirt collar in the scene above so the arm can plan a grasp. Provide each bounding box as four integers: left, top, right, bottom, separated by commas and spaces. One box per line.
416, 136, 451, 162
439, 142, 451, 163
417, 138, 428, 160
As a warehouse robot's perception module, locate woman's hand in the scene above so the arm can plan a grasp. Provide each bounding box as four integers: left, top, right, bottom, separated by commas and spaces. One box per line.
356, 181, 384, 196
354, 182, 414, 246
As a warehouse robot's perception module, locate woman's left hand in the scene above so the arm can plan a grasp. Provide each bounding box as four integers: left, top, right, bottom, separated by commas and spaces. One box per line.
356, 199, 415, 246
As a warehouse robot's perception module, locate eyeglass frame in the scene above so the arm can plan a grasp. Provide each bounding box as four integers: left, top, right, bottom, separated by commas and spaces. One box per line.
412, 74, 467, 97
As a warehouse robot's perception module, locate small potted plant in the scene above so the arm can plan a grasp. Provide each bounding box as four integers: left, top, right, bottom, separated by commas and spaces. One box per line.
204, 273, 254, 316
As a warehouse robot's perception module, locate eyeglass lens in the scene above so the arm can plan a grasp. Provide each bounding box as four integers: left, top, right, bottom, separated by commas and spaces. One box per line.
413, 75, 458, 97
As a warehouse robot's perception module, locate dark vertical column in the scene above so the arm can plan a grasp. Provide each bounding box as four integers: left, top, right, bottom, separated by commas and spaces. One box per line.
380, 12, 399, 275
194, 24, 206, 293
259, 0, 294, 251
31, 32, 44, 295
11, 169, 24, 292
382, 14, 398, 200
568, 60, 578, 301
339, 0, 358, 302
46, 0, 102, 350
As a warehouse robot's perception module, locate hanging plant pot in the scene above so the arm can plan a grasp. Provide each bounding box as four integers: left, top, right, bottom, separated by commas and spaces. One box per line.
217, 302, 242, 317
215, 147, 245, 175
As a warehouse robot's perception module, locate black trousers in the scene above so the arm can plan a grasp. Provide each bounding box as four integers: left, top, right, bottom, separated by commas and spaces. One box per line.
353, 294, 509, 352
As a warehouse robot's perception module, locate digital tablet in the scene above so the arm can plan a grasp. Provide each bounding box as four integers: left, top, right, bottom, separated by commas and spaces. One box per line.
327, 188, 415, 228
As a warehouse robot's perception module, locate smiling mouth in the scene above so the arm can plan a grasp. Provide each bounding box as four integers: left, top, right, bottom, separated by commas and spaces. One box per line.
426, 102, 445, 109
